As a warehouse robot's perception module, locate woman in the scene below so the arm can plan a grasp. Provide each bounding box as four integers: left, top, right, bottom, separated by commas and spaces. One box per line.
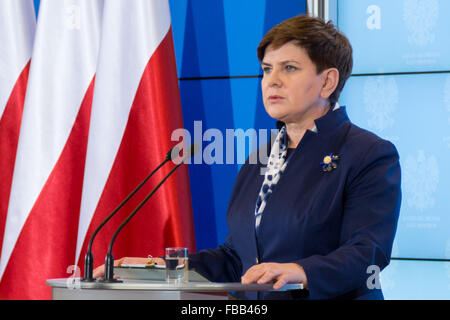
95, 15, 401, 300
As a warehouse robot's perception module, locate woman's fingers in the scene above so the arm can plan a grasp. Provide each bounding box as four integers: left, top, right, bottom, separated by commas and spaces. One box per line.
92, 265, 105, 278
257, 268, 281, 285
273, 275, 289, 290
241, 262, 306, 289
92, 257, 125, 278
241, 263, 276, 285
120, 257, 147, 265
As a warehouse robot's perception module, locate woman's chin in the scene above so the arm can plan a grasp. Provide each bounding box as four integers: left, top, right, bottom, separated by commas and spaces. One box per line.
268, 112, 290, 123
264, 106, 288, 121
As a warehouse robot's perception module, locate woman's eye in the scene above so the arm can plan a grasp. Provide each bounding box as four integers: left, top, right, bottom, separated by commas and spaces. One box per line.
285, 65, 297, 71
262, 66, 272, 73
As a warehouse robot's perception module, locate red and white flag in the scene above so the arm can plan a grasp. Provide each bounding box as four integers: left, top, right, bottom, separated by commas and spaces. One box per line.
0, 0, 35, 263
0, 0, 103, 299
76, 0, 196, 271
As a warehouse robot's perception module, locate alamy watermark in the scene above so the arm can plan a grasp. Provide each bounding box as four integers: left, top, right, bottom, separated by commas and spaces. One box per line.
170, 121, 280, 167
66, 265, 81, 290
366, 265, 381, 290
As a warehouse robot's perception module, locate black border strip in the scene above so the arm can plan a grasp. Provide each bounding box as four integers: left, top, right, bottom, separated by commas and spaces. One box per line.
391, 257, 450, 262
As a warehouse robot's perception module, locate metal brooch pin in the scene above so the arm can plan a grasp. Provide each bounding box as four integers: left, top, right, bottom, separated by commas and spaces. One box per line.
321, 153, 339, 172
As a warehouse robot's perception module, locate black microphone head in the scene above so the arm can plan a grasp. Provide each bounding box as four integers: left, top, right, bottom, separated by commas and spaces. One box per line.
171, 143, 200, 165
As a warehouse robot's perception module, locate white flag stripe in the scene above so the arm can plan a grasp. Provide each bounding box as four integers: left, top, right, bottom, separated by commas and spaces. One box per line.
0, 0, 103, 279
75, 0, 171, 262
0, 0, 35, 117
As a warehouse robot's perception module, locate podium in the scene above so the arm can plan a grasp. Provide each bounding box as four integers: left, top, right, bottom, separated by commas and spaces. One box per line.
46, 278, 303, 300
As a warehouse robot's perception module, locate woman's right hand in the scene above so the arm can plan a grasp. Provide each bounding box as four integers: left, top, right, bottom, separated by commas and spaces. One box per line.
93, 256, 166, 279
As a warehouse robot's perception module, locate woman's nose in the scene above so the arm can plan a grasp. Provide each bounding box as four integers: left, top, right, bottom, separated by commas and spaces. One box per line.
266, 69, 282, 87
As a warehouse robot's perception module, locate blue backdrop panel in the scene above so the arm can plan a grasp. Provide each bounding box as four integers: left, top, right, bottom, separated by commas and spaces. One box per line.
169, 0, 307, 77
338, 0, 450, 74
340, 73, 450, 260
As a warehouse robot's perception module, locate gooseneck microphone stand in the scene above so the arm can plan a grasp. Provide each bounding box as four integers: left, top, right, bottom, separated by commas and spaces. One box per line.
81, 146, 179, 282
100, 144, 198, 283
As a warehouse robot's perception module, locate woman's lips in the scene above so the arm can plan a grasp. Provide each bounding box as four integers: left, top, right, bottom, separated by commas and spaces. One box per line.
268, 95, 285, 103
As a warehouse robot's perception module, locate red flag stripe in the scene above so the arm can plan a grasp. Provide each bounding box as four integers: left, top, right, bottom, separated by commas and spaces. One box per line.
0, 61, 31, 261
0, 77, 95, 299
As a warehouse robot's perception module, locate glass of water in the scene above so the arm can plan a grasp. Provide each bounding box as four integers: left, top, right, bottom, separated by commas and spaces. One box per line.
165, 247, 188, 284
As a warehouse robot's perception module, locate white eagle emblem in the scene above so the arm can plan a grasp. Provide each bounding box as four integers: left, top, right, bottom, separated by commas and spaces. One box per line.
403, 0, 439, 47
363, 76, 398, 132
403, 150, 439, 211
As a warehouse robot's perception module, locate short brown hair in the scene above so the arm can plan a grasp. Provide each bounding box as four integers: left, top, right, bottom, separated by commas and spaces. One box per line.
257, 15, 353, 105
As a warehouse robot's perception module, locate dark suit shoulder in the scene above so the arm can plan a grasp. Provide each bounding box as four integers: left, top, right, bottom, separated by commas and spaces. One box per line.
344, 122, 398, 157
346, 122, 387, 146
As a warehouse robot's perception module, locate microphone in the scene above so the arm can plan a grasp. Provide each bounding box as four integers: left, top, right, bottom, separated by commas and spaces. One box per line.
101, 143, 199, 283
81, 145, 180, 282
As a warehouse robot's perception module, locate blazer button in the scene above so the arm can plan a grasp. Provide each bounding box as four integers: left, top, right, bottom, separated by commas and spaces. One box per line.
256, 257, 259, 264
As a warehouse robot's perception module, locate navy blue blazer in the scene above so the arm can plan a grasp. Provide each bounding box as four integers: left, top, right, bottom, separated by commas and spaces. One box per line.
189, 107, 401, 300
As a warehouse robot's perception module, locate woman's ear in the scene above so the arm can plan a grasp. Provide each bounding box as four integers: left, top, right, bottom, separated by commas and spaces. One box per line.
320, 68, 339, 100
